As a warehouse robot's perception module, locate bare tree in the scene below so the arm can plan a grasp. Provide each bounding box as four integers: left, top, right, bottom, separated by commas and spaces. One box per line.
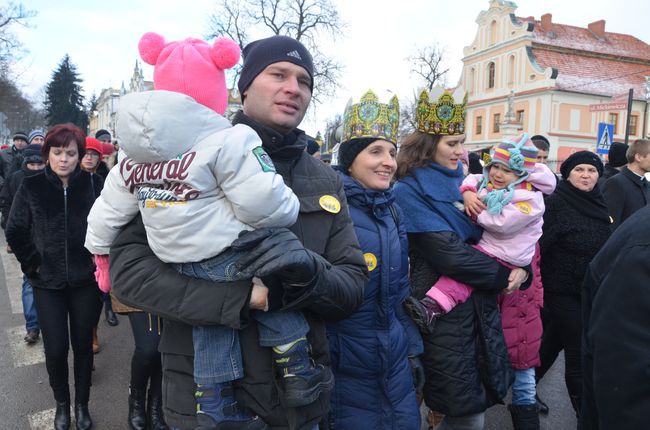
399, 44, 449, 136
409, 44, 449, 91
206, 0, 344, 105
0, 2, 36, 74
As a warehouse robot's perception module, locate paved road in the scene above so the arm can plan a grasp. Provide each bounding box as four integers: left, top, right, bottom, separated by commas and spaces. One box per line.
0, 232, 577, 429
0, 235, 131, 429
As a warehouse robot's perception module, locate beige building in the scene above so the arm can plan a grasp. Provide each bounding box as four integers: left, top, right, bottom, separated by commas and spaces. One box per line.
89, 61, 154, 138
461, 0, 650, 169
90, 60, 242, 138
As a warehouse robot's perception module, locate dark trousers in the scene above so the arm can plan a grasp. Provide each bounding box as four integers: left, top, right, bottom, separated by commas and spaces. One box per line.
536, 293, 582, 410
33, 285, 102, 404
128, 312, 163, 396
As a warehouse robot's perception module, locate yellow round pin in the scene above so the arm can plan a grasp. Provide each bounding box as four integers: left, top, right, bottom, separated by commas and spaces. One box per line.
515, 201, 532, 215
319, 195, 341, 214
363, 253, 377, 271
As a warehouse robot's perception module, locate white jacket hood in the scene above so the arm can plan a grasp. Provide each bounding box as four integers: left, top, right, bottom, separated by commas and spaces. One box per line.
117, 90, 232, 163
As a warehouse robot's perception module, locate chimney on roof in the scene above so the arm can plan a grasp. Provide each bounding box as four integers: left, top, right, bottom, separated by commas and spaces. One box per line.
540, 13, 552, 33
588, 20, 606, 38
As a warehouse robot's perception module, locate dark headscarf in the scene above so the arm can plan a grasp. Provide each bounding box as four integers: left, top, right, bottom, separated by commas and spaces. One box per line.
555, 179, 611, 223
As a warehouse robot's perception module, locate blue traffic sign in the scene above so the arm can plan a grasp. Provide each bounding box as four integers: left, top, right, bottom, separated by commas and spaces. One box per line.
596, 122, 614, 155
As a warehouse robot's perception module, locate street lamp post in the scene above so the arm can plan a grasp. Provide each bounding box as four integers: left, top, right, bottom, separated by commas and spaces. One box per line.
643, 76, 650, 139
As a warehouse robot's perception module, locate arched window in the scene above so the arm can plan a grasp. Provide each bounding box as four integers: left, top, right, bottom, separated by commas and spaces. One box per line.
487, 62, 496, 89
507, 55, 515, 87
490, 20, 498, 45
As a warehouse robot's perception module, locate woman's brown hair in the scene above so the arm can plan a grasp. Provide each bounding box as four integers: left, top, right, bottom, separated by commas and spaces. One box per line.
42, 123, 86, 160
395, 131, 442, 179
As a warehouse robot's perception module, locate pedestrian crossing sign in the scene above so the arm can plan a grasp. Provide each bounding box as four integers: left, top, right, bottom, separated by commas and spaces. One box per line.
596, 122, 614, 155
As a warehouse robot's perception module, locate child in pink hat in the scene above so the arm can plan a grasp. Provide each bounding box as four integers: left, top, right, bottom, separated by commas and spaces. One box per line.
86, 33, 329, 428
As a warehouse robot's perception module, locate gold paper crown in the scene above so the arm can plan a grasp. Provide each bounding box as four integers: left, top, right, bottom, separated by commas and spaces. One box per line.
416, 86, 468, 135
342, 90, 400, 144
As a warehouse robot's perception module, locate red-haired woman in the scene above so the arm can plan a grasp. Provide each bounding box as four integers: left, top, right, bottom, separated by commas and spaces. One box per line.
6, 123, 104, 430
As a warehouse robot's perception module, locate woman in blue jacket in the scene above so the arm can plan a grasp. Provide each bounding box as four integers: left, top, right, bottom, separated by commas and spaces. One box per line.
326, 91, 423, 430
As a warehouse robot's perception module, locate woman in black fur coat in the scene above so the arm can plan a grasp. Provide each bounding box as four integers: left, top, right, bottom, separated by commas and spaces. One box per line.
536, 151, 612, 420
6, 123, 104, 430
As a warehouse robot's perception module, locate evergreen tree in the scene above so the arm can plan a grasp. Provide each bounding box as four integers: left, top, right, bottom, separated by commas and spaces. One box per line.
44, 54, 88, 130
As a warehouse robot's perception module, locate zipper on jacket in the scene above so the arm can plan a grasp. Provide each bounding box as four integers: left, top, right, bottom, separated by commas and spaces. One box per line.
64, 186, 69, 282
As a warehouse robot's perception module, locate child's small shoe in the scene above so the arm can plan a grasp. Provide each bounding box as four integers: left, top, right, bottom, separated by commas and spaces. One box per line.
195, 383, 268, 429
404, 296, 444, 334
272, 337, 334, 408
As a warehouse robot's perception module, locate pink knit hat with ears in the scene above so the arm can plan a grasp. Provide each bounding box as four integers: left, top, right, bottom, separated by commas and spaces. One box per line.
138, 32, 240, 115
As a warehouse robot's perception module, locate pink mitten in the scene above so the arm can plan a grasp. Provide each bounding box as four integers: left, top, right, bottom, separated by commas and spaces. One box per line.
94, 254, 111, 293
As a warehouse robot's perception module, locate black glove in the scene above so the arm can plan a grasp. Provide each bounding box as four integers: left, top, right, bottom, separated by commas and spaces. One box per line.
409, 355, 425, 396
232, 228, 319, 286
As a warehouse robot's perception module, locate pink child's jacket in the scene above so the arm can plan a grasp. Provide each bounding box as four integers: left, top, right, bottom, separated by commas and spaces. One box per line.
427, 163, 556, 311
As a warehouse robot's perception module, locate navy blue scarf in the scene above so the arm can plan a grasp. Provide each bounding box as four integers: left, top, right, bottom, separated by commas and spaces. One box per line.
341, 173, 394, 217
394, 163, 482, 242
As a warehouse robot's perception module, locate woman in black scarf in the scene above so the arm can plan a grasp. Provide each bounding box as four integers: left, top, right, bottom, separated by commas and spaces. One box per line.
536, 151, 612, 421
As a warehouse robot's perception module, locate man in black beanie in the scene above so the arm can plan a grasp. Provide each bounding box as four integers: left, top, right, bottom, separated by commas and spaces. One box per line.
602, 139, 650, 229
600, 141, 628, 183
110, 35, 367, 430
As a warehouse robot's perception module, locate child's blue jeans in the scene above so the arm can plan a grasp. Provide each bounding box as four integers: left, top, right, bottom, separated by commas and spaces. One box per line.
512, 367, 536, 405
175, 247, 309, 385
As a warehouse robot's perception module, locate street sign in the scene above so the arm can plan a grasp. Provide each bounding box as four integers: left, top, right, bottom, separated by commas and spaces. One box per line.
596, 122, 614, 155
589, 102, 627, 112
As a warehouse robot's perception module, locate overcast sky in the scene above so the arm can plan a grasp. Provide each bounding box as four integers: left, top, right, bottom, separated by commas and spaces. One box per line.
12, 0, 650, 136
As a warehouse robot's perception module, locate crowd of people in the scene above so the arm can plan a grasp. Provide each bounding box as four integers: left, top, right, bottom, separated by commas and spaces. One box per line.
1, 34, 649, 430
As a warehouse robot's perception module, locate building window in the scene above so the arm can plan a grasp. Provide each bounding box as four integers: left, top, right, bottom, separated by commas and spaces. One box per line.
508, 55, 515, 87
490, 20, 498, 45
468, 68, 475, 95
609, 113, 618, 134
493, 113, 501, 133
516, 110, 525, 125
476, 116, 483, 135
570, 109, 580, 131
488, 62, 496, 89
630, 115, 638, 135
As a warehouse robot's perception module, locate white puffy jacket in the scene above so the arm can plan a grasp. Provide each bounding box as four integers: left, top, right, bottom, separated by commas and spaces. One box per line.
85, 90, 299, 263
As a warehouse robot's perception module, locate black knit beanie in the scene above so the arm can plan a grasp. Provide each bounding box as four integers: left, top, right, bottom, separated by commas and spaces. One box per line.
95, 129, 111, 140
13, 131, 28, 142
607, 142, 628, 168
338, 138, 383, 173
531, 134, 550, 152
468, 152, 483, 175
306, 138, 320, 155
238, 35, 314, 96
23, 143, 43, 164
560, 151, 603, 179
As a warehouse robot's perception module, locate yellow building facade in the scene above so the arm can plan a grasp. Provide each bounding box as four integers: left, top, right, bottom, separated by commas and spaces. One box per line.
461, 0, 650, 168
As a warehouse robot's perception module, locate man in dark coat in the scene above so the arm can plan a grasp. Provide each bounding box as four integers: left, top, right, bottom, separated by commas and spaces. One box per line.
582, 204, 650, 430
0, 131, 29, 189
110, 35, 368, 430
602, 138, 650, 229
0, 143, 45, 345
599, 141, 627, 184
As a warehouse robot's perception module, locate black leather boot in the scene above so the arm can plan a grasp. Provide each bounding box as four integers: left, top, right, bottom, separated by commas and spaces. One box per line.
74, 403, 92, 430
508, 404, 540, 430
54, 401, 71, 430
147, 390, 168, 430
128, 388, 147, 430
104, 300, 119, 326
570, 395, 581, 418
535, 394, 549, 415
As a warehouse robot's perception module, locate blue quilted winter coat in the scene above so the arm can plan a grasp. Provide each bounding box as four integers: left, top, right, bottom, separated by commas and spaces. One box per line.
326, 174, 423, 430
